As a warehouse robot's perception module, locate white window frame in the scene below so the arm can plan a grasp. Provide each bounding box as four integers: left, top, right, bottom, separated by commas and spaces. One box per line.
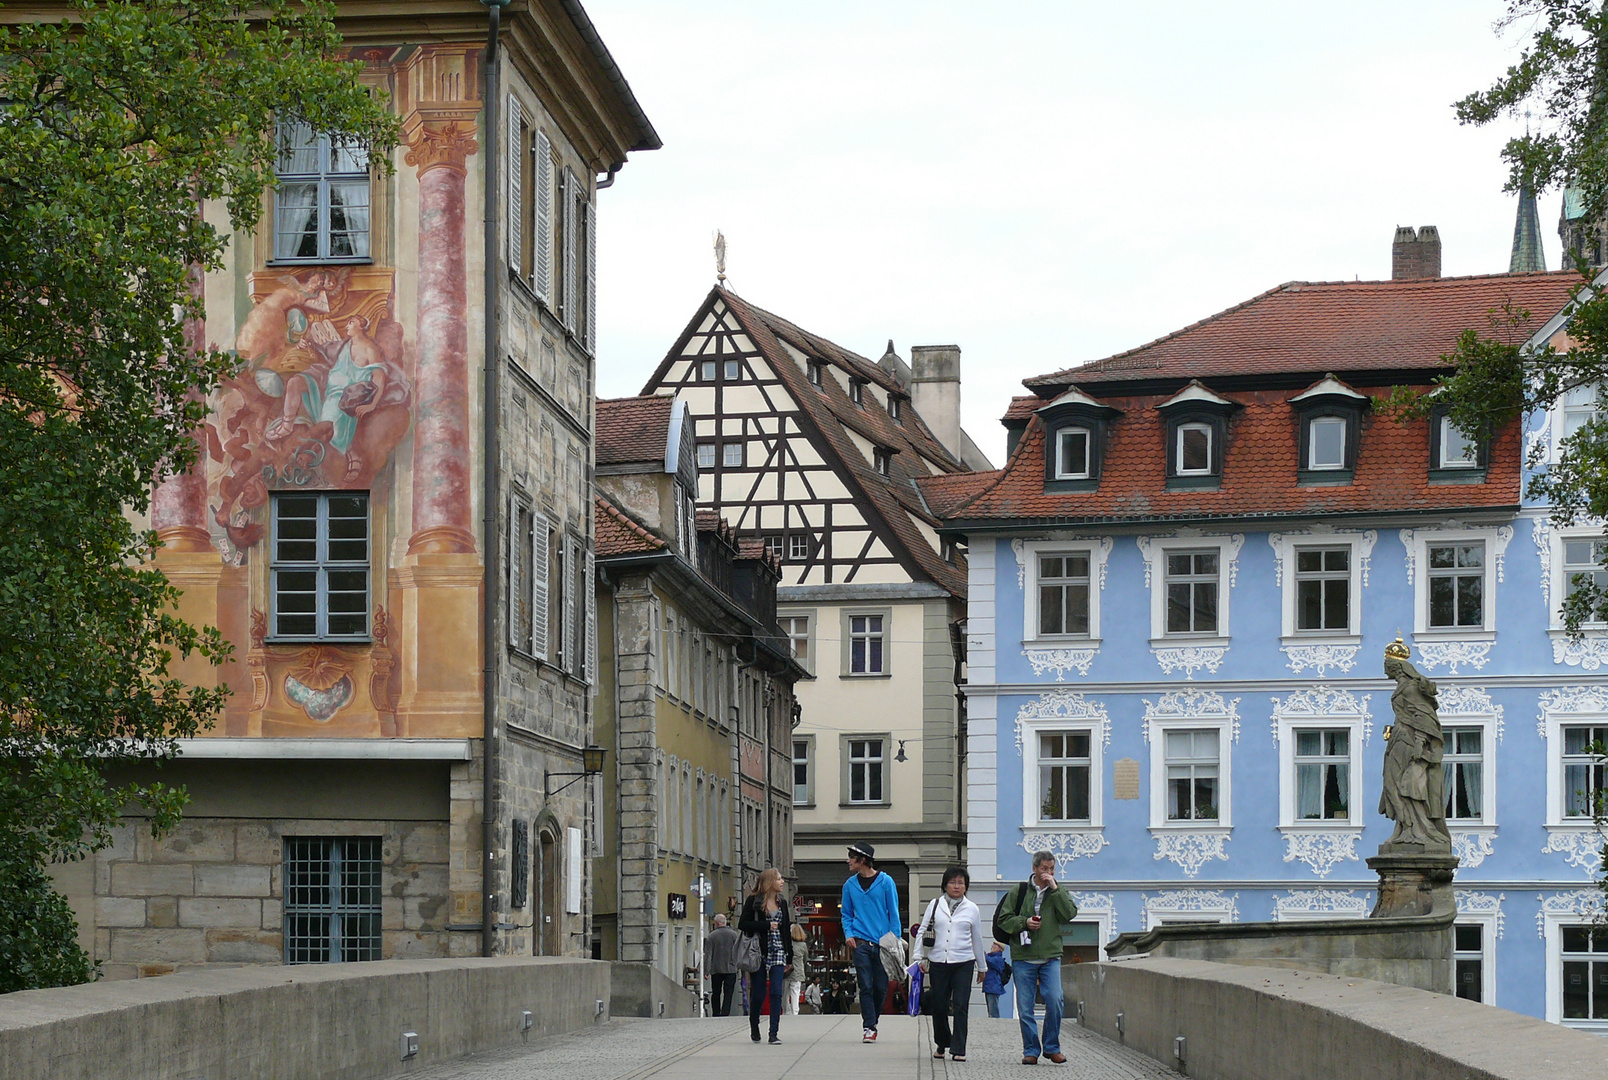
843, 735, 888, 806
1269, 530, 1368, 644
1541, 892, 1608, 1029
1438, 414, 1480, 470
1174, 421, 1214, 475
1021, 540, 1110, 647
1140, 890, 1238, 932
696, 442, 716, 470
1144, 537, 1235, 646
1307, 416, 1347, 471
1540, 523, 1608, 645
1020, 716, 1107, 831
1548, 716, 1608, 828
1402, 526, 1501, 641
1053, 427, 1092, 480
792, 736, 814, 807
1549, 383, 1603, 464
787, 533, 810, 562
1275, 711, 1366, 833
1441, 721, 1496, 828
1451, 907, 1498, 1007
722, 441, 744, 468
1147, 718, 1234, 831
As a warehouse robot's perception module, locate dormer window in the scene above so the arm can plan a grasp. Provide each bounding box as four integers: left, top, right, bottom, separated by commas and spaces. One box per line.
1036, 385, 1120, 492
849, 379, 864, 406
873, 448, 891, 475
1290, 374, 1367, 485
1054, 427, 1092, 479
809, 361, 823, 387
1428, 405, 1487, 483
1176, 422, 1213, 475
1156, 380, 1237, 489
1307, 416, 1347, 471
888, 396, 902, 422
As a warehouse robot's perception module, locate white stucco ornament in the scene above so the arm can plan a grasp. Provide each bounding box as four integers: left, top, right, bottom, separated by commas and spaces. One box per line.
1153, 646, 1226, 679
1281, 644, 1359, 677
1415, 640, 1492, 674
1023, 646, 1097, 680
1450, 829, 1497, 868
1271, 888, 1367, 921
1152, 831, 1231, 877
1019, 831, 1109, 862
1280, 830, 1361, 877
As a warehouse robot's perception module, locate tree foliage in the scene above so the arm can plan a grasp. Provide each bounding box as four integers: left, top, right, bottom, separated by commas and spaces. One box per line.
0, 0, 395, 991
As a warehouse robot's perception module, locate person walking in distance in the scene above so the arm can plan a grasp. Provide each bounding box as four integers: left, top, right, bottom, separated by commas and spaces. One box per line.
840, 841, 902, 1044
704, 913, 740, 1017
996, 851, 1078, 1065
784, 923, 808, 1014
739, 868, 793, 1044
912, 866, 987, 1062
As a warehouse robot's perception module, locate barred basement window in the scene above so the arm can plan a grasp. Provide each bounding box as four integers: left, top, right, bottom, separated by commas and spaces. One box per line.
511, 819, 530, 909
283, 836, 383, 963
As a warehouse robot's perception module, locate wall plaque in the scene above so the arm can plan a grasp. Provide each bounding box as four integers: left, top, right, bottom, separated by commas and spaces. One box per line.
1113, 757, 1140, 800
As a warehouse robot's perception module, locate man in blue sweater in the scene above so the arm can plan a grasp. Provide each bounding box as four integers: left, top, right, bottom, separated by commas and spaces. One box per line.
840, 841, 902, 1043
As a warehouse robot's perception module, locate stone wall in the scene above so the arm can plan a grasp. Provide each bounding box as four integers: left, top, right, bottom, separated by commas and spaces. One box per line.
1, 957, 612, 1080
86, 814, 454, 978
1067, 956, 1605, 1080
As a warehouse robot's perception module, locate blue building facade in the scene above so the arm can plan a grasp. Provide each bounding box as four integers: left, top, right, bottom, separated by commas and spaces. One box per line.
923, 269, 1608, 1029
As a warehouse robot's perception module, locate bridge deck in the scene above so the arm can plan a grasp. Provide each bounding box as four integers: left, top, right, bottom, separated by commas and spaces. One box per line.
413, 1013, 1176, 1080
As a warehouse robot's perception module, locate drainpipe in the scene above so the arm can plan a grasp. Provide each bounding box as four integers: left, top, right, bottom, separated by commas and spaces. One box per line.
479, 0, 508, 960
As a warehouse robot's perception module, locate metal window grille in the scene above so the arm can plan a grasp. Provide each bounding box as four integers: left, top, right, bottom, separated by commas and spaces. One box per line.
283, 836, 383, 963
271, 492, 370, 639
511, 820, 529, 909
1294, 546, 1350, 632
274, 121, 370, 262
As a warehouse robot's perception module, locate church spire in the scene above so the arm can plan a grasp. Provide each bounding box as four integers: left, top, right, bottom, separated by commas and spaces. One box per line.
1511, 177, 1547, 273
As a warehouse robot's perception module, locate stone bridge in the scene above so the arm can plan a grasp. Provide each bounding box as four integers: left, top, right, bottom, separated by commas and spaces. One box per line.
1, 957, 1602, 1079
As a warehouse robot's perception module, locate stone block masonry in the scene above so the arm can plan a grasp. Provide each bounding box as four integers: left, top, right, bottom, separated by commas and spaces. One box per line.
89, 816, 452, 979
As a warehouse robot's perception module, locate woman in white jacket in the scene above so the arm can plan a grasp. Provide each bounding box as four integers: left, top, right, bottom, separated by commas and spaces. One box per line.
912, 865, 988, 1062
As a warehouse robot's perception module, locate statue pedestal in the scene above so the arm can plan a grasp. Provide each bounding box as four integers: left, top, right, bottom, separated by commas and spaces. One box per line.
1366, 851, 1458, 919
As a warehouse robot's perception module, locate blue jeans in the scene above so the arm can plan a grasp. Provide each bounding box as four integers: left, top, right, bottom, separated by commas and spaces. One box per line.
851, 941, 889, 1031
1013, 958, 1063, 1057
985, 992, 1002, 1018
749, 964, 784, 1039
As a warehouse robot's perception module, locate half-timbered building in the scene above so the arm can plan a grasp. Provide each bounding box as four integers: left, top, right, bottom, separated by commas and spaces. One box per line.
639, 286, 993, 932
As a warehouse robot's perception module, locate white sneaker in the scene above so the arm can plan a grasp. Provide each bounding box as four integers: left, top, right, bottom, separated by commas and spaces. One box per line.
863, 1029, 877, 1043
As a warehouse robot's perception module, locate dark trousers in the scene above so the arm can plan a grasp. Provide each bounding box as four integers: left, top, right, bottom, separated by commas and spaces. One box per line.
927, 960, 976, 1056
711, 972, 737, 1016
852, 941, 889, 1031
749, 965, 784, 1039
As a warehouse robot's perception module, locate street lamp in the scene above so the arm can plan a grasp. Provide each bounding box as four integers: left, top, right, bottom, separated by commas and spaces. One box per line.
545, 744, 608, 797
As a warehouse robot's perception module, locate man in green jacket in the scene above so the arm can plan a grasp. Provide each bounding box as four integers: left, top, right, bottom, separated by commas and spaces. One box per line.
996, 850, 1077, 1065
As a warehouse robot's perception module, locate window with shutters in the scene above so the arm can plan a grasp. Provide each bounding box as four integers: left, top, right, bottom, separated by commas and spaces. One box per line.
549, 522, 565, 670
508, 499, 552, 659
273, 121, 370, 263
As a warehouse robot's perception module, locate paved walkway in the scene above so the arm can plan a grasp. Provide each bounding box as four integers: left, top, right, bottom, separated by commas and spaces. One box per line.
414, 1012, 1177, 1080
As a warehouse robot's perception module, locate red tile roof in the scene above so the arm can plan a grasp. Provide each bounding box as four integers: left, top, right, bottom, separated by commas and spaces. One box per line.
916, 470, 1002, 518
1023, 271, 1583, 390
596, 394, 673, 466
938, 387, 1521, 525
594, 494, 666, 557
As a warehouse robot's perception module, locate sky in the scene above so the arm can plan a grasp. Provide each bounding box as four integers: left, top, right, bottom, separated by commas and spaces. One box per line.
585, 1, 1549, 466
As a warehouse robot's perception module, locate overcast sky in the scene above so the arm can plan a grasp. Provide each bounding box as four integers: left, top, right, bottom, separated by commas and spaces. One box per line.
586, 1, 1549, 466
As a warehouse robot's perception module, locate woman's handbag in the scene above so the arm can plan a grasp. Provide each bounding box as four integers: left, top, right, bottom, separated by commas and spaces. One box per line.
919, 898, 938, 950
736, 932, 762, 973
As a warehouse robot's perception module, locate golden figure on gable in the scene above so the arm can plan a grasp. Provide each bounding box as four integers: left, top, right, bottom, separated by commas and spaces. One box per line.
208, 267, 411, 553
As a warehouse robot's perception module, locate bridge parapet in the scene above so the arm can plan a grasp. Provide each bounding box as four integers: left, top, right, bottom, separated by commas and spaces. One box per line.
0, 957, 611, 1080
1067, 957, 1602, 1080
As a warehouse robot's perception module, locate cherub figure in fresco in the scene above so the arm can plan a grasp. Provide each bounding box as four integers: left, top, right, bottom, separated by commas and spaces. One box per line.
234, 269, 346, 374
268, 315, 407, 481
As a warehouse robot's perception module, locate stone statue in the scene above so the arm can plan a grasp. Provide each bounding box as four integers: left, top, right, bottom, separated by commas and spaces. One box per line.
1378, 638, 1451, 851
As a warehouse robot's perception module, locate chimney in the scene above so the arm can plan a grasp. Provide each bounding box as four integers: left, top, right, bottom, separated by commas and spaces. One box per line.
909, 345, 963, 459
1392, 225, 1441, 279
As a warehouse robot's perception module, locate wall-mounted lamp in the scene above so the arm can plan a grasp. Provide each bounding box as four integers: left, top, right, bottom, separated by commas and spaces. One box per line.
895, 740, 909, 763
545, 744, 607, 798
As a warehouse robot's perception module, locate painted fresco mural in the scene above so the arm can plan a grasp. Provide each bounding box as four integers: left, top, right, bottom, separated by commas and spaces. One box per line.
208, 266, 411, 556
